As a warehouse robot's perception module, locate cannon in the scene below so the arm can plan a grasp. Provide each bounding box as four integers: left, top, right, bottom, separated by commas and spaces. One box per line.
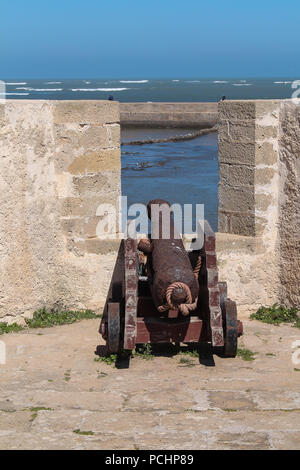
100, 199, 243, 359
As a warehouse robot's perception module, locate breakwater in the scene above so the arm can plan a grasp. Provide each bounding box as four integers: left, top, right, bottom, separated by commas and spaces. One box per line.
120, 102, 218, 128
121, 125, 218, 145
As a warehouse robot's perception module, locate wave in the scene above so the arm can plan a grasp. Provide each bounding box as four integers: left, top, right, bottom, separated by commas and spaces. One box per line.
213, 81, 228, 83
233, 83, 252, 86
16, 87, 63, 91
83, 81, 91, 84
0, 92, 30, 95
119, 80, 148, 83
70, 88, 129, 91
185, 80, 201, 83
274, 81, 292, 84
45, 81, 62, 84
172, 80, 180, 82
5, 82, 27, 85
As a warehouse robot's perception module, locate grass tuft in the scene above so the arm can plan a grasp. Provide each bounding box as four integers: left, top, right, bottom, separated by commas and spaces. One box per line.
178, 356, 196, 367
237, 348, 257, 361
132, 343, 154, 360
178, 348, 199, 358
29, 406, 52, 421
0, 322, 24, 335
73, 429, 94, 436
251, 304, 299, 326
94, 354, 118, 365
25, 307, 100, 329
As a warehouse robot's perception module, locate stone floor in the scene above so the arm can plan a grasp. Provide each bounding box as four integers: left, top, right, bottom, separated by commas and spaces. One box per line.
0, 318, 300, 450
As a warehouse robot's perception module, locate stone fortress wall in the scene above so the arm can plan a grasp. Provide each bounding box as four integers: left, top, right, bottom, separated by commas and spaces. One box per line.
0, 101, 121, 324
217, 100, 300, 315
0, 99, 298, 323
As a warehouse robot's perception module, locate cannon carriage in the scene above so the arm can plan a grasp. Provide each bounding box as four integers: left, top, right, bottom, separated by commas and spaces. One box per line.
100, 200, 243, 360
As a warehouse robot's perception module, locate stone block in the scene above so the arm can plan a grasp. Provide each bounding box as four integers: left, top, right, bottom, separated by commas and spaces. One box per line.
219, 120, 255, 144
255, 125, 278, 141
255, 193, 274, 212
255, 100, 280, 119
68, 148, 121, 174
53, 101, 119, 125
218, 210, 255, 236
219, 101, 256, 121
219, 163, 254, 187
107, 124, 121, 147
72, 170, 120, 196
55, 124, 112, 150
218, 140, 255, 166
255, 167, 276, 185
219, 184, 255, 213
255, 142, 278, 165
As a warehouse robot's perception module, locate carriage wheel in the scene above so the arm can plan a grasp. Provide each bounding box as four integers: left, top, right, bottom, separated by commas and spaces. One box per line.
219, 282, 239, 358
107, 302, 121, 354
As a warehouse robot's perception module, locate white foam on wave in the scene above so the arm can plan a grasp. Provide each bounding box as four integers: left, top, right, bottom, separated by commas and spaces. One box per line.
71, 88, 129, 91
45, 81, 62, 84
213, 81, 228, 83
185, 80, 201, 83
119, 80, 148, 83
5, 82, 27, 85
16, 87, 63, 91
172, 80, 180, 82
274, 81, 292, 84
0, 92, 30, 95
84, 81, 91, 84
233, 83, 252, 86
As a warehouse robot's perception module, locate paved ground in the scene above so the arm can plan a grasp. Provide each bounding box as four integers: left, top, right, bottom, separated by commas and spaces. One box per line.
0, 318, 300, 450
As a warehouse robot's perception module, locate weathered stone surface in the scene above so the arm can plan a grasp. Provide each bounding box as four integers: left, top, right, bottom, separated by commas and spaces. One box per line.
230, 212, 256, 236
255, 124, 278, 141
72, 171, 121, 196
0, 100, 120, 322
53, 101, 119, 124
255, 100, 280, 119
219, 163, 254, 187
216, 232, 280, 316
219, 140, 255, 166
74, 239, 121, 255
55, 123, 111, 150
219, 120, 255, 143
255, 167, 276, 185
107, 123, 121, 147
255, 193, 274, 212
278, 101, 300, 307
219, 100, 256, 121
218, 210, 255, 236
68, 149, 121, 174
255, 142, 278, 165
219, 185, 254, 212
0, 319, 300, 449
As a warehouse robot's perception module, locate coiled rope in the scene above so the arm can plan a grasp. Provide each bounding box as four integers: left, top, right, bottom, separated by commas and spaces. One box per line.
157, 256, 202, 316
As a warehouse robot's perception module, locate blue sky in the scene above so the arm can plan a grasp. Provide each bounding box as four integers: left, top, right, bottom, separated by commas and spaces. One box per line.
1, 0, 299, 78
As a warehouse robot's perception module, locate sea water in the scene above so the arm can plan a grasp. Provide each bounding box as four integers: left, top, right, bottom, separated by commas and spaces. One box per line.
2, 77, 298, 101
121, 129, 218, 231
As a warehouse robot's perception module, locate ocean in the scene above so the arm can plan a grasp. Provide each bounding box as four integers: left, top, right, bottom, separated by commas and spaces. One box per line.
2, 78, 298, 101
121, 129, 218, 231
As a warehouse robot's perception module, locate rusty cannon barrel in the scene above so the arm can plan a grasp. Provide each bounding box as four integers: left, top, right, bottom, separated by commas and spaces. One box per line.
138, 199, 200, 316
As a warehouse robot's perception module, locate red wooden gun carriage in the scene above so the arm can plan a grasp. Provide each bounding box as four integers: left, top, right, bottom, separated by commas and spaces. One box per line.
100, 200, 243, 360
